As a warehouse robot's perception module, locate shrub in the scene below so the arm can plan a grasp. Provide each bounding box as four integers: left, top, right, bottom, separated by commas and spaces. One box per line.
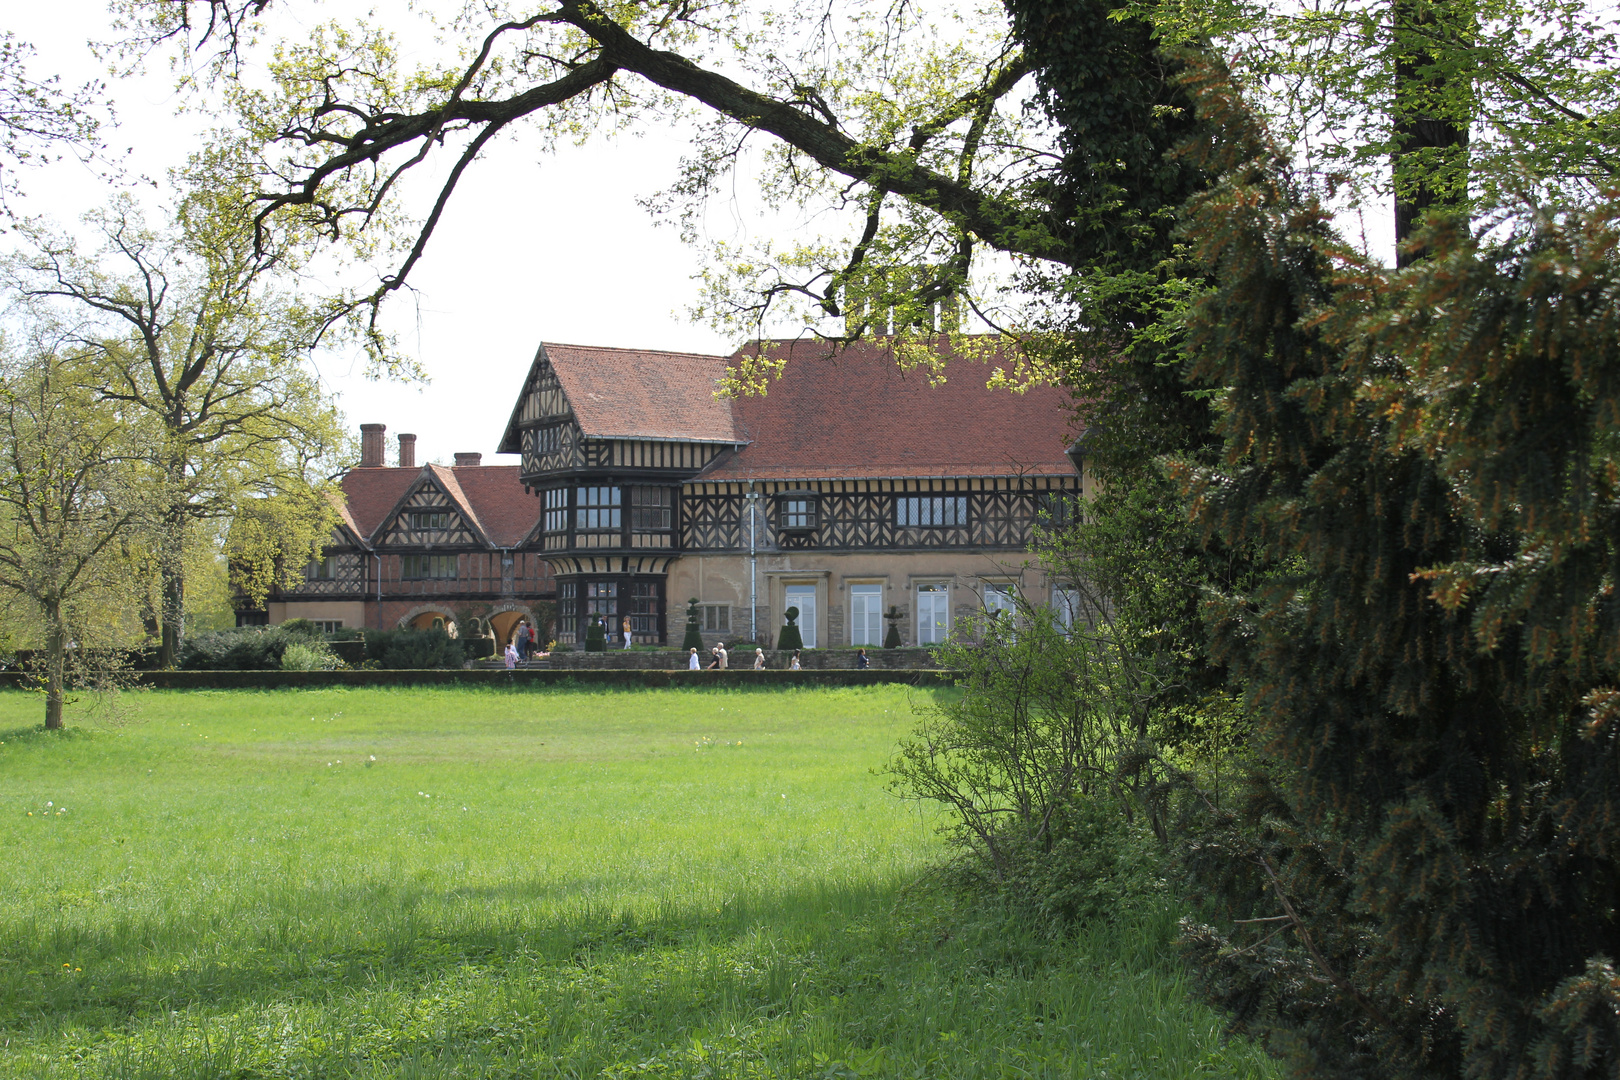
181, 623, 324, 670
280, 641, 340, 671
883, 606, 903, 649
584, 617, 607, 652
776, 606, 804, 652
361, 628, 464, 669
887, 587, 1178, 925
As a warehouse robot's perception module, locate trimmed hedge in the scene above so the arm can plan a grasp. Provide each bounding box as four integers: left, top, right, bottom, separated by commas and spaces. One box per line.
0, 668, 957, 691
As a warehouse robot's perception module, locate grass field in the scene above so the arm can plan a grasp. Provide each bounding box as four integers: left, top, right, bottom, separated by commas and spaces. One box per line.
0, 686, 1274, 1079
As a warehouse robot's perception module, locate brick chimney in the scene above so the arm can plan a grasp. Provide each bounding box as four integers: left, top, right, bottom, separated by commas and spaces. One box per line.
397, 433, 417, 469
454, 452, 482, 468
360, 423, 386, 467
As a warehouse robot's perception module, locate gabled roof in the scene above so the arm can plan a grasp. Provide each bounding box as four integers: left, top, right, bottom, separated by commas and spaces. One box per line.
337, 464, 539, 548
445, 466, 543, 547
696, 337, 1080, 481
497, 341, 743, 452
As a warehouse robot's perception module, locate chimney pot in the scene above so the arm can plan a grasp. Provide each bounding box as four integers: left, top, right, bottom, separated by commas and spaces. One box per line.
360, 423, 386, 468
398, 433, 417, 469
454, 452, 483, 468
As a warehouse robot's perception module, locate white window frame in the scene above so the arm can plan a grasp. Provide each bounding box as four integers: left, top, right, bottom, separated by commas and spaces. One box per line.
1051, 586, 1082, 631
784, 584, 818, 649
982, 583, 1018, 624
916, 582, 950, 645
850, 584, 884, 646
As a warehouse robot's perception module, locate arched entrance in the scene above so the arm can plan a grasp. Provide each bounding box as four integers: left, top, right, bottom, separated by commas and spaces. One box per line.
489, 609, 528, 647
403, 609, 456, 635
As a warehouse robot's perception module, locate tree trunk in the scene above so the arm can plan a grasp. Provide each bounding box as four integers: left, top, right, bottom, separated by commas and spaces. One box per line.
157, 477, 188, 669
1391, 0, 1471, 266
43, 599, 65, 730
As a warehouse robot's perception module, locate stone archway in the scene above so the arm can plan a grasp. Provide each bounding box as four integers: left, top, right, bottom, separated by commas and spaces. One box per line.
487, 605, 535, 647
397, 605, 457, 636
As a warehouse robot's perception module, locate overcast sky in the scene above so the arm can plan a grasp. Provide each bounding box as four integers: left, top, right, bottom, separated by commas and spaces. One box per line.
9, 1, 761, 467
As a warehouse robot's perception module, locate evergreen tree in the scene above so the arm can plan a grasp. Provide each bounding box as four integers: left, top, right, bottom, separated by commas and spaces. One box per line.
1169, 57, 1620, 1080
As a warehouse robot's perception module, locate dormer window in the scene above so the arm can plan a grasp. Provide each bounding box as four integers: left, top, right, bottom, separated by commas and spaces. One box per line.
778, 492, 818, 532
307, 555, 337, 580
409, 511, 450, 530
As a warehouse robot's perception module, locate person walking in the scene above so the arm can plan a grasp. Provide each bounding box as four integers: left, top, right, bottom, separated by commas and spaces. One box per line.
515, 620, 531, 661
707, 645, 722, 670
752, 648, 765, 670
687, 647, 701, 670
717, 643, 729, 669
789, 649, 802, 671
621, 616, 633, 650
856, 647, 870, 669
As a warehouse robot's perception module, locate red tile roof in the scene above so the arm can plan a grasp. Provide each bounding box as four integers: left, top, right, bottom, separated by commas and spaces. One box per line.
338, 464, 539, 547
698, 338, 1080, 481
515, 342, 744, 446
446, 466, 542, 547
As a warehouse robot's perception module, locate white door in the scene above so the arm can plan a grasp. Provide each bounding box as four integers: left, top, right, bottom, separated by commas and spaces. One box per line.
851, 584, 883, 646
784, 585, 817, 648
917, 584, 949, 644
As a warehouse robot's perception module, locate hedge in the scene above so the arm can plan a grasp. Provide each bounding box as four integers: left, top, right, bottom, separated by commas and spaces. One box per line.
0, 668, 957, 691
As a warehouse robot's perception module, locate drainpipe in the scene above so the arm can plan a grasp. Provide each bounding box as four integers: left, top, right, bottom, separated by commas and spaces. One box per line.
374, 550, 382, 629
746, 483, 759, 642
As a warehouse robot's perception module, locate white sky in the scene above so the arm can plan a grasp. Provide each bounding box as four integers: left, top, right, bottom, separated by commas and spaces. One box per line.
9, 0, 750, 467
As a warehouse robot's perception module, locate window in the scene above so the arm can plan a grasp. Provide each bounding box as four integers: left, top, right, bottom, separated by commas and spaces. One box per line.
575, 486, 621, 531
631, 581, 662, 638
778, 493, 818, 532
983, 584, 1018, 623
306, 555, 337, 580
1039, 491, 1080, 529
896, 495, 968, 528
535, 425, 563, 454
543, 488, 568, 533
585, 580, 618, 618
310, 619, 344, 634
400, 554, 457, 579
1052, 587, 1082, 631
701, 604, 730, 633
630, 486, 672, 532
560, 581, 578, 640
409, 511, 450, 530
850, 584, 884, 646
916, 583, 950, 645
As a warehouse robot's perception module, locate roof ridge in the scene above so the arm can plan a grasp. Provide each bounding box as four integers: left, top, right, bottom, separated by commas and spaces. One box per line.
543, 341, 733, 362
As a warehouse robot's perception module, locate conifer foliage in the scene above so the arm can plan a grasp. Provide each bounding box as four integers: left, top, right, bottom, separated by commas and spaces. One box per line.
1170, 57, 1620, 1080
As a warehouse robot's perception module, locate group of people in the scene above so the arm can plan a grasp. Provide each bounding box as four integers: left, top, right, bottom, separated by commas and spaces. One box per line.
503, 617, 544, 668
687, 646, 804, 670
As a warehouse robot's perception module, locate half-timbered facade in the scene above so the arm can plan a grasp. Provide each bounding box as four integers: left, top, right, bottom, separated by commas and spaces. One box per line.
497, 337, 1086, 647
247, 431, 555, 642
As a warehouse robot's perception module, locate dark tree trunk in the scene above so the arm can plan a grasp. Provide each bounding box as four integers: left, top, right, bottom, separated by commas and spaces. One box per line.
43, 599, 65, 730
1392, 0, 1471, 266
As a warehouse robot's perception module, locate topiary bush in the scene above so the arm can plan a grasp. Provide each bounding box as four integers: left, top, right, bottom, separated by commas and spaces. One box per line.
777, 606, 804, 652
681, 597, 704, 652
884, 606, 904, 649
584, 616, 607, 652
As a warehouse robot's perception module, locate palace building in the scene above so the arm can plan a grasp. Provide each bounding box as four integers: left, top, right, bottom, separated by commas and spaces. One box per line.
499, 336, 1086, 648
244, 429, 555, 644
251, 335, 1085, 649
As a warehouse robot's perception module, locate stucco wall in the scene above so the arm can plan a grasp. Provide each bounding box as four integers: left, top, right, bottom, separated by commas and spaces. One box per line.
666, 550, 1068, 648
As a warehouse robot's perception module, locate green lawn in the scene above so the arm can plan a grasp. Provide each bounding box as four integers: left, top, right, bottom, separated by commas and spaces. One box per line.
0, 686, 1273, 1079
